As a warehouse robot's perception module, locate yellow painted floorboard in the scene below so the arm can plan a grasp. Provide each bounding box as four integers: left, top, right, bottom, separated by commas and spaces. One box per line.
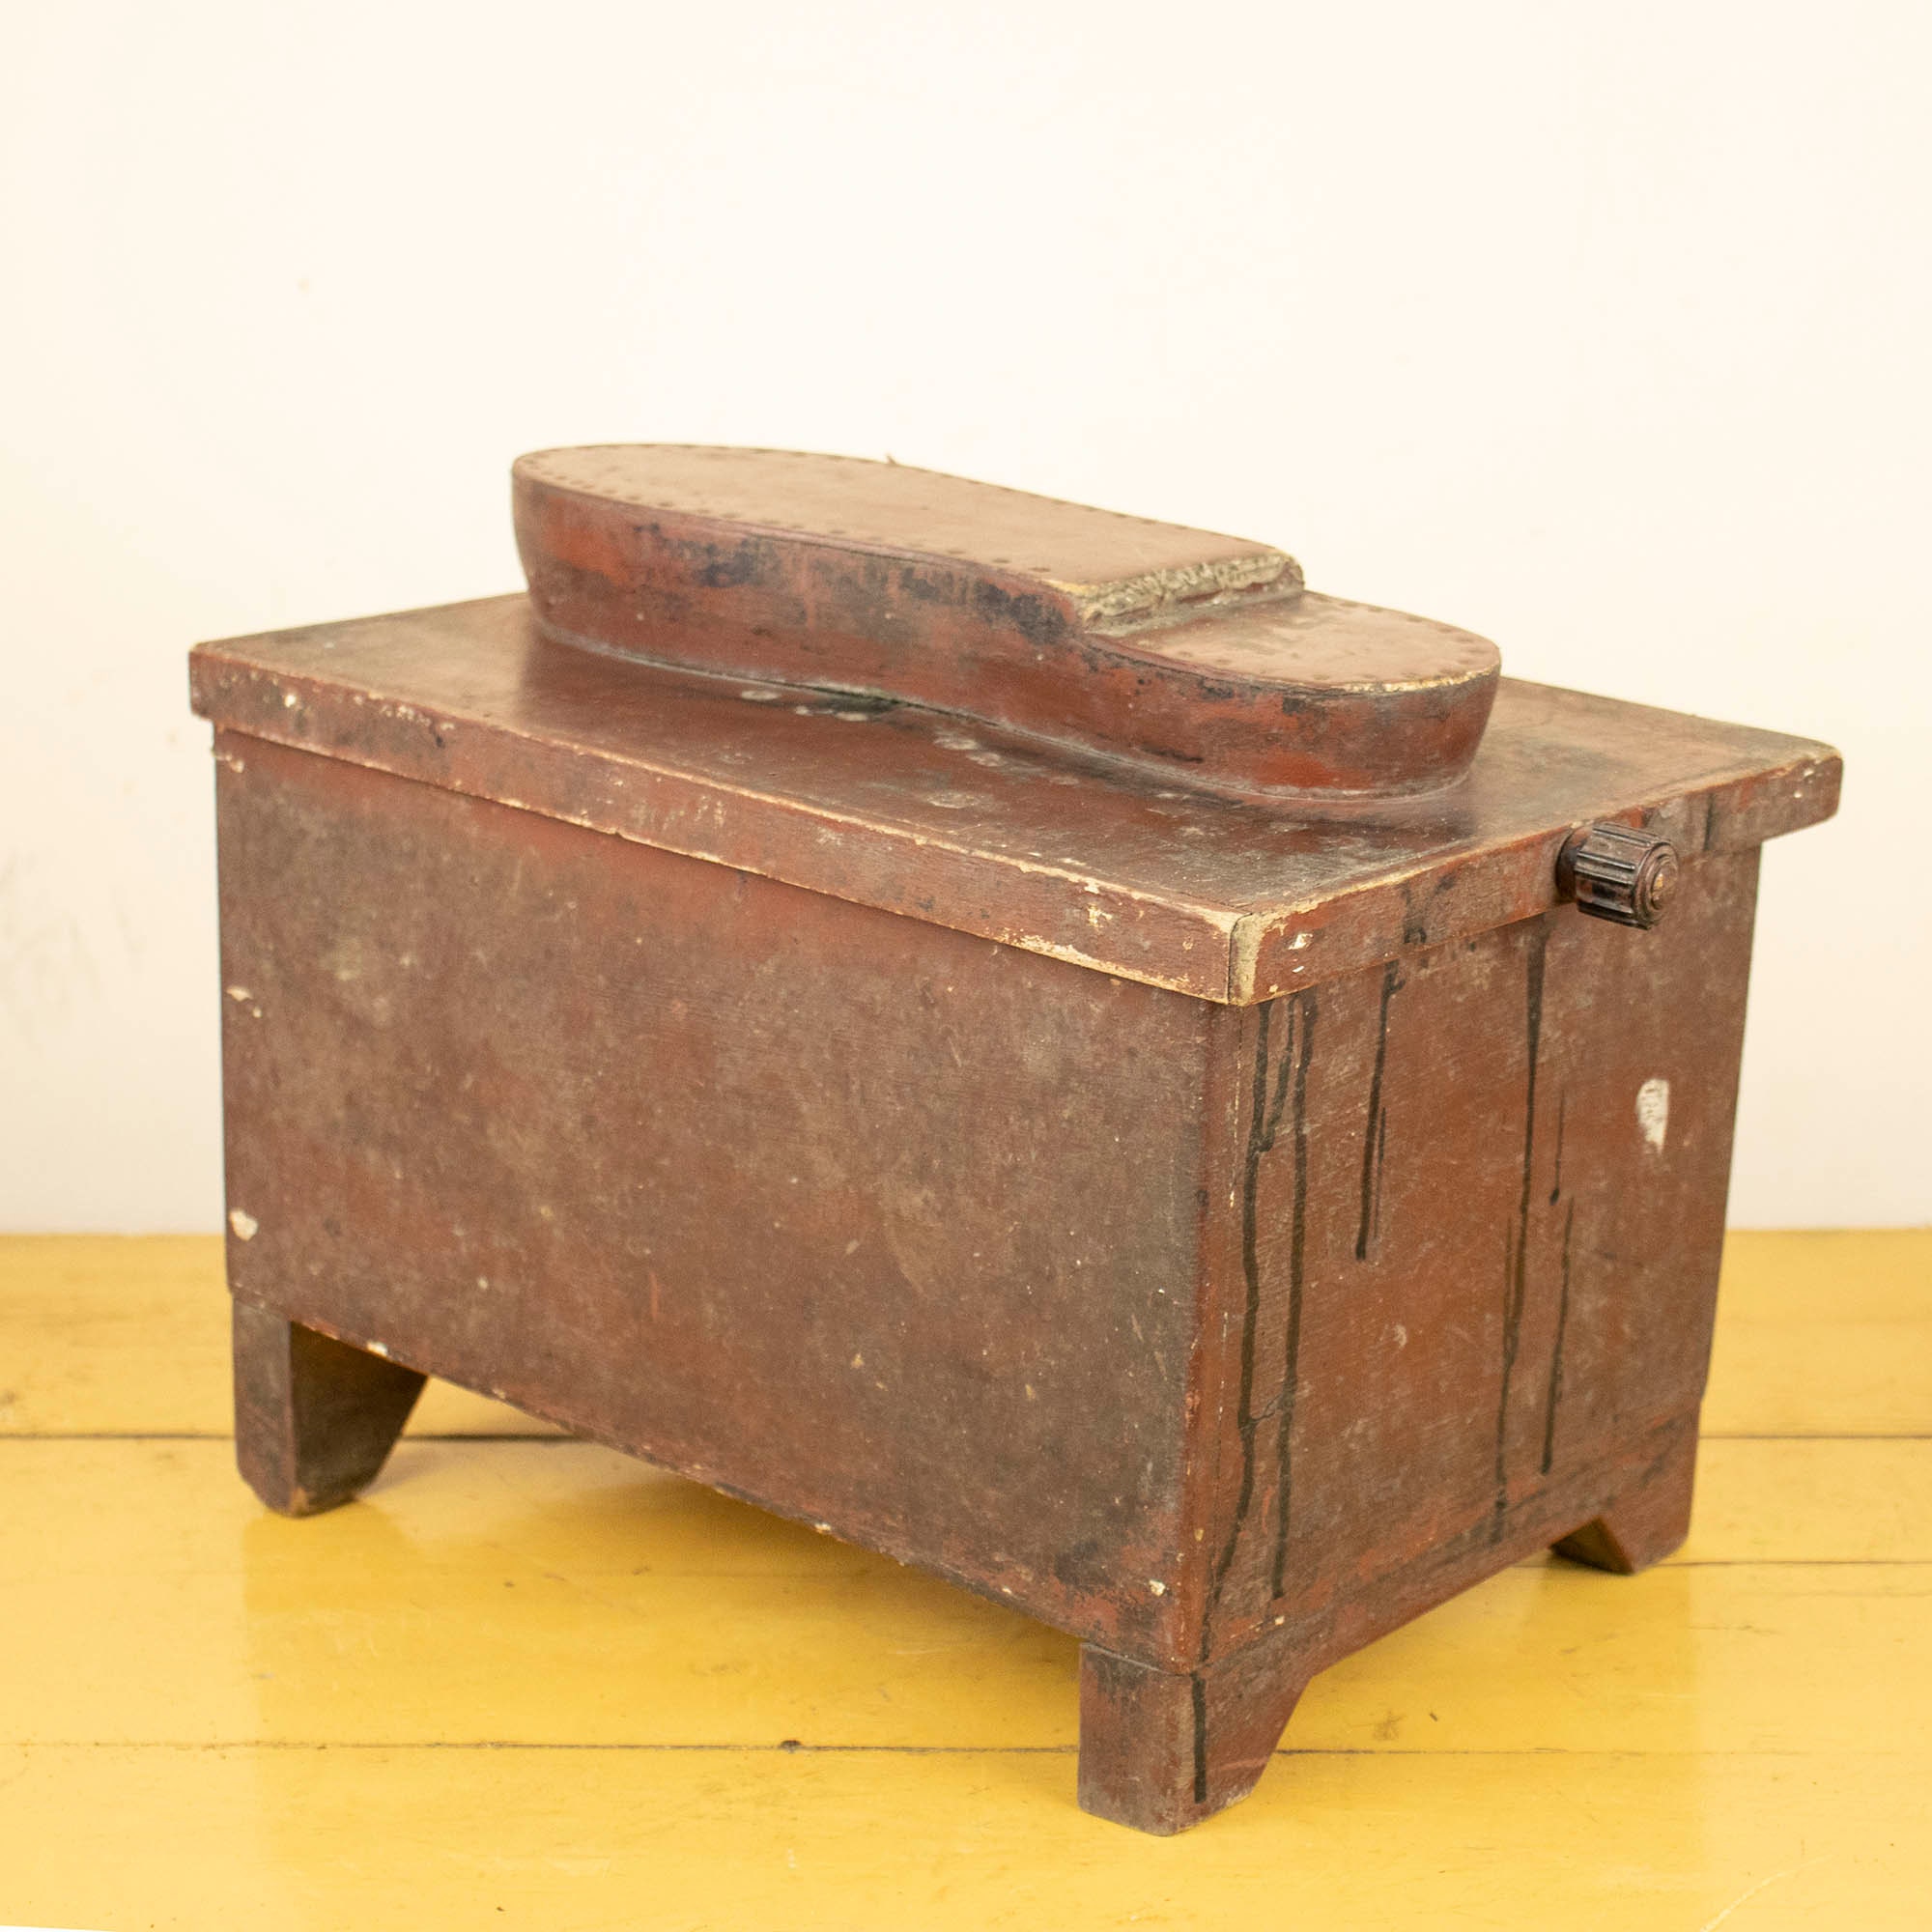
2, 1231, 1928, 1929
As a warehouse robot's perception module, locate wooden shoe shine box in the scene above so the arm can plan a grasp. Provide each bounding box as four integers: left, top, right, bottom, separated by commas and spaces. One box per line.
189, 448, 1838, 1832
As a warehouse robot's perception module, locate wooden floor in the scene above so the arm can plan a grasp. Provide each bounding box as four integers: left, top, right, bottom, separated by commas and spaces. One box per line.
3, 1232, 1928, 1930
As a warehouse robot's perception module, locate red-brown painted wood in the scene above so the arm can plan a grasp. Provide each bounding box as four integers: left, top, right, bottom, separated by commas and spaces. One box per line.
232, 1299, 425, 1517
187, 597, 1838, 1005
1081, 1413, 1698, 1832
512, 445, 1500, 801
1551, 1423, 1698, 1574
191, 451, 1839, 1833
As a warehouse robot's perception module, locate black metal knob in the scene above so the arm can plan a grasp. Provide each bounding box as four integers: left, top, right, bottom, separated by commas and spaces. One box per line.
1557, 822, 1680, 929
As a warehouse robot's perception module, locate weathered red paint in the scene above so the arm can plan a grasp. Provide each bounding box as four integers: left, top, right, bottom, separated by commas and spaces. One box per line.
191, 451, 1839, 1833
513, 446, 1500, 801
187, 599, 1836, 1007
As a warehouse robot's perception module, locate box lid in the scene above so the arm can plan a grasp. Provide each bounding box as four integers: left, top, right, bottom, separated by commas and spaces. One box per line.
190, 575, 1838, 1005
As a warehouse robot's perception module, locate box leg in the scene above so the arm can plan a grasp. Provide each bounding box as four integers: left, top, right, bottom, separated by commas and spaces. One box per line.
1550, 1419, 1698, 1574
1077, 1642, 1306, 1834
233, 1300, 427, 1517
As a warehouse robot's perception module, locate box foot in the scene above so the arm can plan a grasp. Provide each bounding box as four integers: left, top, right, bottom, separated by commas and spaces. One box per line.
1550, 1419, 1697, 1574
1076, 1641, 1305, 1834
233, 1300, 427, 1517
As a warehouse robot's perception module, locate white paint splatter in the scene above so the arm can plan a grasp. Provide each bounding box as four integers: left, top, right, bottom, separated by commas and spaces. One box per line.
1147, 1579, 1167, 1596
225, 985, 252, 1002
1637, 1076, 1670, 1152
227, 1209, 258, 1241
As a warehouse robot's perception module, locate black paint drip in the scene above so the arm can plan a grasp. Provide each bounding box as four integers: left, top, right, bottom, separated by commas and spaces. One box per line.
1493, 923, 1548, 1532
1355, 959, 1399, 1261
1205, 988, 1316, 1649
1269, 995, 1318, 1600
1541, 1201, 1577, 1475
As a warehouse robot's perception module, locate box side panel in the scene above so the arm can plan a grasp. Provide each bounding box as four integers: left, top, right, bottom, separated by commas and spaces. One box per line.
1195, 849, 1759, 1657
213, 734, 1211, 1661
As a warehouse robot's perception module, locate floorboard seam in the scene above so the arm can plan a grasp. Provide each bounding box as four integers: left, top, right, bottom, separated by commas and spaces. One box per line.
8, 1741, 1907, 1758
7, 1431, 1929, 1443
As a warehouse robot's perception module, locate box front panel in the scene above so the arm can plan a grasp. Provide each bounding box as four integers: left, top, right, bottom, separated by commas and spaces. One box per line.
215, 735, 1210, 1660
1199, 851, 1760, 1655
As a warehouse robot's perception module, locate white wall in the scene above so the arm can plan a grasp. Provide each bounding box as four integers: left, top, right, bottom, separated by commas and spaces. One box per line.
2, 1, 1925, 1230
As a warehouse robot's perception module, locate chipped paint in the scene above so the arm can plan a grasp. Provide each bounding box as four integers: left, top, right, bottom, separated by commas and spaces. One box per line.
1227, 914, 1265, 1004
227, 1209, 258, 1240
1637, 1076, 1670, 1153
1055, 551, 1299, 628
